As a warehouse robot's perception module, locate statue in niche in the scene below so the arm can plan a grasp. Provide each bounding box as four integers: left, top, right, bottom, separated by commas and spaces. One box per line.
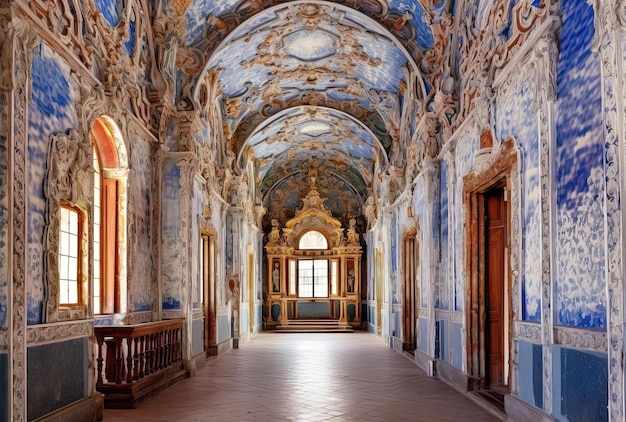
405, 143, 418, 186
228, 274, 240, 340
346, 218, 359, 244
272, 262, 280, 293
347, 267, 355, 293
363, 196, 377, 229
268, 218, 281, 244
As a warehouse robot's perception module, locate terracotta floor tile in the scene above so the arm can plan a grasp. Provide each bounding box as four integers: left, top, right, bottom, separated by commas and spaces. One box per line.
104, 332, 501, 422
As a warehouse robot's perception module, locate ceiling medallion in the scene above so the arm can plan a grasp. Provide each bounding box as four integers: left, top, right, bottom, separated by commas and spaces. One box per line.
299, 3, 321, 18
283, 29, 336, 62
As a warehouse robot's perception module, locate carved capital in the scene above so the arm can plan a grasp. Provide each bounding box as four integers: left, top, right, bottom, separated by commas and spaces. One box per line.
620, 0, 626, 27
0, 10, 12, 90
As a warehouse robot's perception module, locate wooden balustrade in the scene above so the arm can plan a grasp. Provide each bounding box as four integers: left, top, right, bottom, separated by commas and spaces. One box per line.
94, 319, 187, 408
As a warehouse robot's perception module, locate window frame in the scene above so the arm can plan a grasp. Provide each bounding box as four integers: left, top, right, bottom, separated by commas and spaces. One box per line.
297, 258, 329, 298
58, 204, 84, 308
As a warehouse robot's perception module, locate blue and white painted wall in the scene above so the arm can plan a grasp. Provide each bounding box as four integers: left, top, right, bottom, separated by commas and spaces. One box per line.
161, 159, 182, 311
27, 43, 79, 324
129, 136, 155, 312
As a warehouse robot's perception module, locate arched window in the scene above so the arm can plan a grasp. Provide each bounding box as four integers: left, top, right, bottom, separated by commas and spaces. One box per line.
299, 230, 328, 250
91, 117, 126, 315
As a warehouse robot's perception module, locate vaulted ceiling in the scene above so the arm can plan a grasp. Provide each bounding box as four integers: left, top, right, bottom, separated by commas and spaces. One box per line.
155, 0, 445, 229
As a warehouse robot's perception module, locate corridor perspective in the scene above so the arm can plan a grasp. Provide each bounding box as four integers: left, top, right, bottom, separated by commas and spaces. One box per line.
104, 333, 500, 422
3, 1, 622, 421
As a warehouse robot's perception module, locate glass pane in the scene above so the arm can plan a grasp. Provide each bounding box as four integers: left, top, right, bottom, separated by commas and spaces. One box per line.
331, 260, 338, 295
68, 209, 78, 232
289, 259, 297, 295
299, 231, 328, 250
60, 281, 69, 304
298, 260, 314, 297
313, 259, 328, 298
60, 208, 70, 231
68, 257, 78, 280
60, 232, 69, 255
69, 233, 78, 256
68, 280, 78, 303
59, 255, 68, 280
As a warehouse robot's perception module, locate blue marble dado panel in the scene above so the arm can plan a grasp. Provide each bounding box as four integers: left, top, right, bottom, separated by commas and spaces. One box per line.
0, 92, 8, 328
552, 346, 607, 422
438, 319, 448, 362
439, 160, 449, 310
28, 43, 79, 324
161, 159, 182, 310
554, 0, 605, 329
418, 317, 428, 352
0, 352, 7, 422
454, 136, 479, 312
518, 340, 543, 410
191, 318, 204, 357
129, 137, 153, 312
495, 70, 541, 322
451, 322, 463, 370
27, 337, 88, 420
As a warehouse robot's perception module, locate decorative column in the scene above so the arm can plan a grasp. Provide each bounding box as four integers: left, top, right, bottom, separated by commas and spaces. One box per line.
531, 25, 559, 414
6, 16, 39, 422
422, 159, 440, 374
173, 152, 197, 362
591, 2, 626, 419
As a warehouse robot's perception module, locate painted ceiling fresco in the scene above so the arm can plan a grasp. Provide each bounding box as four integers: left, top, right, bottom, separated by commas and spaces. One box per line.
242, 106, 387, 197
157, 0, 440, 226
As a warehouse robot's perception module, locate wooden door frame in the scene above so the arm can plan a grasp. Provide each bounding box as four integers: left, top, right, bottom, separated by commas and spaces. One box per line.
463, 135, 518, 390
201, 231, 217, 355
402, 219, 419, 352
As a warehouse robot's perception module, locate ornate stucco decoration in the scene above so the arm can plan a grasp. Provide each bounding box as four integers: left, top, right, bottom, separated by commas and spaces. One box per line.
455, 0, 554, 129
16, 1, 153, 127
281, 169, 344, 249
0, 9, 11, 91
44, 129, 92, 323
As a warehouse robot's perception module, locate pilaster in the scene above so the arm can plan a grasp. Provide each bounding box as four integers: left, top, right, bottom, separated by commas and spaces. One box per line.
9, 15, 39, 422
422, 159, 441, 367
589, 0, 624, 419
174, 152, 198, 361
531, 24, 559, 414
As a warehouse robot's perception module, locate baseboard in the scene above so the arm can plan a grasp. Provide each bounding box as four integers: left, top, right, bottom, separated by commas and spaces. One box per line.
505, 394, 555, 422
33, 392, 104, 422
436, 359, 481, 393
184, 352, 207, 377
413, 348, 432, 373
216, 338, 233, 355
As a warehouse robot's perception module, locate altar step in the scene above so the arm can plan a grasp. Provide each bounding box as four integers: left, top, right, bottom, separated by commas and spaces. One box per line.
273, 319, 354, 333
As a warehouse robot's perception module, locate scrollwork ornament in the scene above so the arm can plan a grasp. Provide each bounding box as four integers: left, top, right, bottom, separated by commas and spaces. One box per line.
619, 0, 626, 28
44, 130, 91, 324
26, 321, 92, 345
0, 10, 12, 91
514, 321, 542, 342
10, 15, 39, 422
586, 0, 625, 416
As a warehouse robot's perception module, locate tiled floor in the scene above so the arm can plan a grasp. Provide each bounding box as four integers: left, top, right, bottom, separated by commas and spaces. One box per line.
104, 332, 501, 421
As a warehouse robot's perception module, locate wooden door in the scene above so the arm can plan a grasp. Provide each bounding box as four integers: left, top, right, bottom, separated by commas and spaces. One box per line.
485, 189, 506, 388
402, 236, 416, 351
